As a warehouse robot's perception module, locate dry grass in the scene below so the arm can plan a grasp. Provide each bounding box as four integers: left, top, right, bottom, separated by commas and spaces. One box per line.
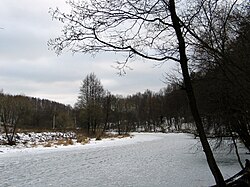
81, 138, 90, 145
94, 132, 131, 141
11, 131, 132, 148
44, 141, 52, 147
55, 139, 65, 145
39, 138, 75, 147
76, 133, 90, 144
103, 133, 131, 139
53, 139, 74, 146
30, 142, 38, 148
64, 139, 74, 146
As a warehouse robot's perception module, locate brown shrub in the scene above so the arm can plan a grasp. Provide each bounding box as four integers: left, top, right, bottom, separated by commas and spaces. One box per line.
44, 142, 52, 147
76, 133, 88, 143
64, 139, 74, 146
95, 135, 102, 141
55, 139, 65, 145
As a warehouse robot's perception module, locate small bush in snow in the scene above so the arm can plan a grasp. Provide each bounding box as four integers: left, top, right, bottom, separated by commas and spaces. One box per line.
76, 133, 88, 143
95, 137, 101, 141
63, 139, 74, 146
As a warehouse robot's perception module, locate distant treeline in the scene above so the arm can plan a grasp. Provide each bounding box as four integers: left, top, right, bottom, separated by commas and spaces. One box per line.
0, 93, 74, 130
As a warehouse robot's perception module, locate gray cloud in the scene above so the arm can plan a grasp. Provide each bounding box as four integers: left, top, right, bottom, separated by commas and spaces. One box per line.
0, 0, 174, 106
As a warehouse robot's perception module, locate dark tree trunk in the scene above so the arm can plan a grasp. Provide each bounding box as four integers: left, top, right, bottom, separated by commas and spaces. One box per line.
169, 0, 226, 186
230, 130, 244, 169
87, 117, 90, 135
3, 123, 16, 146
234, 119, 250, 152
117, 121, 121, 135
102, 96, 111, 134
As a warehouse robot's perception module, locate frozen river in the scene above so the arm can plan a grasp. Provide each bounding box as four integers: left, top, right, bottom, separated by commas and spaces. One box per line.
0, 133, 247, 187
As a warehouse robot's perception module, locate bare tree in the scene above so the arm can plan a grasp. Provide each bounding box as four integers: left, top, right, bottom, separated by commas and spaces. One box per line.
48, 0, 242, 185
0, 94, 24, 145
183, 0, 250, 149
75, 73, 105, 134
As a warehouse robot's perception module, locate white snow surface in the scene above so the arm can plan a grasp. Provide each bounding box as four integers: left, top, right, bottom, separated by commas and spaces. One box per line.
0, 133, 249, 187
0, 132, 159, 155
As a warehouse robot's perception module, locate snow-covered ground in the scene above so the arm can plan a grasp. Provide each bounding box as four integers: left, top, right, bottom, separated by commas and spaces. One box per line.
0, 133, 249, 187
0, 132, 160, 155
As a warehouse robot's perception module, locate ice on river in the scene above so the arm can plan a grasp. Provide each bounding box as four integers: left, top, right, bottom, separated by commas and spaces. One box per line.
0, 133, 249, 187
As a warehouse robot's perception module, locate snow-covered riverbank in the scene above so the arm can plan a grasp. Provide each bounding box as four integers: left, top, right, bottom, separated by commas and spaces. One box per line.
0, 132, 161, 156
0, 133, 249, 187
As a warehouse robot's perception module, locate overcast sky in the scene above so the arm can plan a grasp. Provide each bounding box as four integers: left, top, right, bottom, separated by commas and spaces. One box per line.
0, 0, 176, 106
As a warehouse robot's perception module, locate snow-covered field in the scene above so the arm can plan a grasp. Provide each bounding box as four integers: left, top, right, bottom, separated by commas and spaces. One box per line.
0, 133, 249, 187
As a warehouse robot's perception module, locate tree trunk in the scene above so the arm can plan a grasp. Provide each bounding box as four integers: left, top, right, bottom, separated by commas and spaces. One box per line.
231, 130, 244, 169
117, 121, 121, 135
3, 122, 16, 146
234, 119, 250, 152
102, 96, 111, 134
169, 0, 226, 186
